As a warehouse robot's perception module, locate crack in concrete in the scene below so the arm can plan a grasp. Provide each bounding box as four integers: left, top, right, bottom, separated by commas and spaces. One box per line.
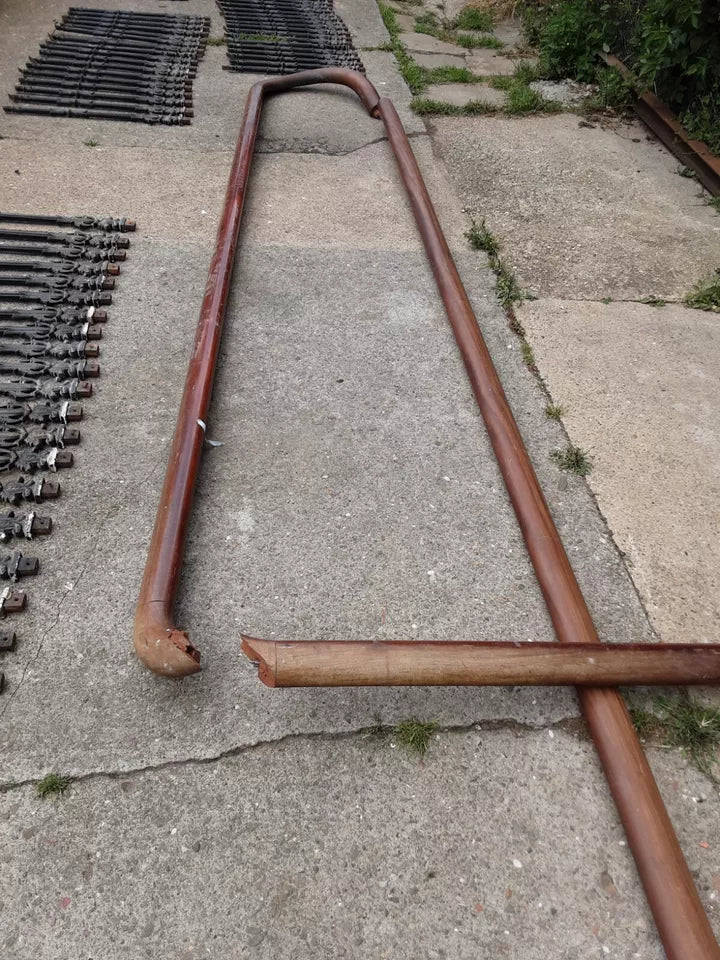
530, 297, 684, 306
0, 715, 588, 794
256, 130, 428, 157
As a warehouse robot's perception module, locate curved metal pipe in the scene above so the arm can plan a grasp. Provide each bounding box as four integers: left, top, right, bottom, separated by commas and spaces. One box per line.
135, 69, 719, 958
134, 69, 380, 677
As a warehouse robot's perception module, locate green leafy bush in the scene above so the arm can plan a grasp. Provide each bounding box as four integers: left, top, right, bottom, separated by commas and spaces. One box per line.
526, 0, 720, 146
537, 0, 606, 81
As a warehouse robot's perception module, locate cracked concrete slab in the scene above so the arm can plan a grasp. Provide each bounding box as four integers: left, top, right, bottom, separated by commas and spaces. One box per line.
1, 0, 708, 954
1, 728, 718, 959
0, 0, 654, 785
0, 232, 654, 782
430, 113, 720, 300
519, 298, 720, 646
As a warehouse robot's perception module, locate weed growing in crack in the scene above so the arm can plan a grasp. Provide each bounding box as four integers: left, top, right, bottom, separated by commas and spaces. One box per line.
83, 139, 99, 147
36, 773, 73, 799
424, 66, 483, 85
453, 7, 493, 32
555, 444, 592, 474
545, 402, 566, 421
495, 261, 523, 307
455, 33, 502, 49
551, 444, 592, 476
520, 340, 536, 368
465, 219, 500, 257
206, 35, 226, 45
411, 97, 497, 116
631, 694, 720, 781
394, 719, 438, 758
685, 271, 720, 312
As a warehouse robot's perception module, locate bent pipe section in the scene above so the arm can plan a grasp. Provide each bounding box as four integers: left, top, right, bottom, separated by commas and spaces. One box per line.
135, 70, 719, 958
241, 637, 720, 687
133, 69, 380, 678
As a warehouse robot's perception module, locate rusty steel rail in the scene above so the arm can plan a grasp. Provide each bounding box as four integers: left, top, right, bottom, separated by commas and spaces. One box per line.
241, 637, 720, 688
601, 53, 720, 196
135, 69, 720, 958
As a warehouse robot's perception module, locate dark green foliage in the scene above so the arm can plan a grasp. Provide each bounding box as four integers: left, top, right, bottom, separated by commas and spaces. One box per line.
538, 0, 606, 81
682, 91, 720, 154
526, 0, 720, 145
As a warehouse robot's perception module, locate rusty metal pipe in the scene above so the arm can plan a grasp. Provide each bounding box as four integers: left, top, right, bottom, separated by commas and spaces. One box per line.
134, 69, 379, 677
135, 69, 719, 957
241, 636, 720, 687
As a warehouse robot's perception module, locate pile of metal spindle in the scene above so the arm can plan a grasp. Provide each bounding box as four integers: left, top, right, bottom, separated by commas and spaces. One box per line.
217, 0, 364, 74
0, 211, 133, 693
4, 8, 210, 126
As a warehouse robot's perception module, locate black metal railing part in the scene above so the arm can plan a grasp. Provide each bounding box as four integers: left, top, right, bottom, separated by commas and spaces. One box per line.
4, 9, 209, 125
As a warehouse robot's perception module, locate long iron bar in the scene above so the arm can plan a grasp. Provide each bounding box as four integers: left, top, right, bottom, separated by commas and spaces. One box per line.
0, 228, 130, 248
241, 637, 720, 687
133, 69, 720, 958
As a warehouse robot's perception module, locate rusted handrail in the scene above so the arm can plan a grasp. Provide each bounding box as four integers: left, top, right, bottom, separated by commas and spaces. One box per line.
136, 69, 720, 958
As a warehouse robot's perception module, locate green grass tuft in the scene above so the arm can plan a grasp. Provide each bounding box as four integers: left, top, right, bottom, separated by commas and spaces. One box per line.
453, 7, 493, 32
520, 340, 535, 367
495, 261, 523, 307
630, 706, 664, 740
414, 11, 439, 35
36, 773, 73, 799
505, 83, 561, 116
379, 3, 401, 41
410, 97, 497, 116
394, 719, 439, 757
551, 444, 592, 476
83, 139, 99, 147
545, 402, 566, 421
424, 66, 483, 85
632, 695, 720, 781
685, 271, 720, 312
206, 35, 226, 45
465, 219, 499, 257
455, 32, 502, 49
411, 97, 462, 116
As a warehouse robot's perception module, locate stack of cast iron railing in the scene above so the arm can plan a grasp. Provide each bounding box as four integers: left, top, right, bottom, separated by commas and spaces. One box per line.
217, 0, 364, 74
4, 8, 210, 125
0, 211, 133, 693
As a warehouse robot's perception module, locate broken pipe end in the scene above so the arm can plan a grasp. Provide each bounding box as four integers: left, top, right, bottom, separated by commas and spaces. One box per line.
241, 635, 277, 687
134, 602, 201, 678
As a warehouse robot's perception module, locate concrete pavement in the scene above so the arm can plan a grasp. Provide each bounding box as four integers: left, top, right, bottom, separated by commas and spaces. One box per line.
0, 0, 718, 957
